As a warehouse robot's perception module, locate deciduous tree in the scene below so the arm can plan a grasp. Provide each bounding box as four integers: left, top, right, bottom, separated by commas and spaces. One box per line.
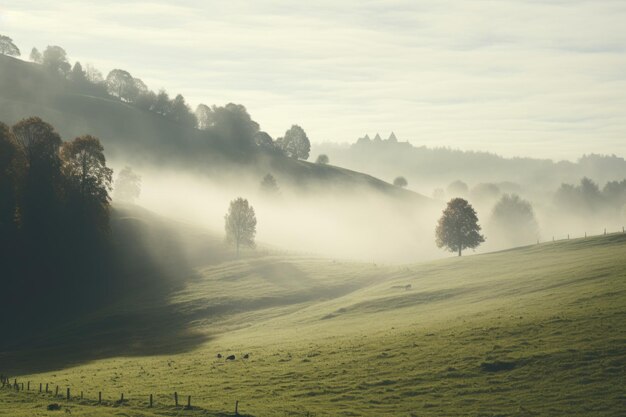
113, 167, 141, 203
435, 198, 485, 256
0, 35, 20, 56
278, 125, 310, 160
224, 197, 257, 256
488, 194, 539, 247
42, 46, 70, 76
393, 176, 407, 187
316, 154, 329, 165
106, 69, 135, 101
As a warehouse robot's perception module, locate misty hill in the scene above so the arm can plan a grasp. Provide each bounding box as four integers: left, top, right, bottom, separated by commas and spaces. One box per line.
0, 54, 428, 203
314, 134, 626, 194
2, 203, 624, 415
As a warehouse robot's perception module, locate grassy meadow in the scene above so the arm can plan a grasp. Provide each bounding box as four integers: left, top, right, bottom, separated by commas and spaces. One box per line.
2, 234, 625, 416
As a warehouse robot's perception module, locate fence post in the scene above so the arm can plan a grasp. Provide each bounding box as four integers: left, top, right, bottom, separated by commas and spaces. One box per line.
27, 381, 30, 391
235, 400, 239, 415
80, 391, 83, 400
45, 383, 49, 393
174, 391, 178, 407
39, 383, 42, 393
149, 393, 153, 407
120, 393, 124, 403
67, 387, 70, 400
187, 395, 191, 409
55, 385, 59, 397
98, 391, 102, 404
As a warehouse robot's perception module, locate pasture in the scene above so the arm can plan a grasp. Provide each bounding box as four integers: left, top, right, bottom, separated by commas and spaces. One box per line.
2, 234, 625, 416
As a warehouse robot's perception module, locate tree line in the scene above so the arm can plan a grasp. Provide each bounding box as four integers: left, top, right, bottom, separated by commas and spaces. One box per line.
0, 117, 113, 309
1, 34, 316, 161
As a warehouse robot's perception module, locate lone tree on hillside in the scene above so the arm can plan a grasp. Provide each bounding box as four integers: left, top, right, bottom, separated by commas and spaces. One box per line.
447, 180, 469, 198
225, 197, 257, 256
393, 176, 408, 188
436, 198, 485, 256
277, 125, 310, 160
260, 173, 279, 194
315, 154, 329, 165
61, 135, 113, 229
0, 35, 20, 56
113, 166, 142, 203
488, 194, 539, 247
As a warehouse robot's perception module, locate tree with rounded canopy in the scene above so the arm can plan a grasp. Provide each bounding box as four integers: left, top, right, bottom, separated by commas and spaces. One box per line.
42, 46, 71, 76
106, 69, 135, 101
0, 35, 20, 56
488, 194, 538, 248
11, 117, 64, 236
260, 173, 279, 194
29, 47, 42, 63
254, 131, 274, 150
113, 167, 142, 203
201, 103, 260, 148
436, 198, 485, 256
393, 176, 408, 187
224, 197, 257, 256
447, 180, 469, 198
316, 154, 329, 165
61, 135, 113, 213
278, 125, 310, 160
12, 117, 62, 173
195, 104, 211, 130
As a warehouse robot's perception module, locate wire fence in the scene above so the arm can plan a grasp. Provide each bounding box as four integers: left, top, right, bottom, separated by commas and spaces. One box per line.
0, 374, 249, 415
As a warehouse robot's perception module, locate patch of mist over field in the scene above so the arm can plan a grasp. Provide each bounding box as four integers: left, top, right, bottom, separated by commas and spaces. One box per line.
116, 166, 444, 263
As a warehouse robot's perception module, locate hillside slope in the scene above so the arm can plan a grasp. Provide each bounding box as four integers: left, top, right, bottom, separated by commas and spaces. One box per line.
0, 54, 429, 203
2, 227, 624, 416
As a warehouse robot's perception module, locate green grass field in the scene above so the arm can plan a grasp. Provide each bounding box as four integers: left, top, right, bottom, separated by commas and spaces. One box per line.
2, 234, 625, 416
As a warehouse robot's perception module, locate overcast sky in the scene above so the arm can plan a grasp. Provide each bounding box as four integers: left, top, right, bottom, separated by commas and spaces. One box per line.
2, 0, 626, 160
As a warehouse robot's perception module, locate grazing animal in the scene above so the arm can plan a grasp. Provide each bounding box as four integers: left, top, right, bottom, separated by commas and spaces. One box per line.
217, 353, 222, 359
243, 353, 249, 359
226, 354, 236, 361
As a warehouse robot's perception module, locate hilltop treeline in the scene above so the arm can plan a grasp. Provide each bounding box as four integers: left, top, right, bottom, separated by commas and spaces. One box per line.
0, 117, 114, 316
8, 41, 311, 161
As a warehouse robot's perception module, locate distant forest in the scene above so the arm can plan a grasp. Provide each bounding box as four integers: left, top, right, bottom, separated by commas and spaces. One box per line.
315, 133, 626, 192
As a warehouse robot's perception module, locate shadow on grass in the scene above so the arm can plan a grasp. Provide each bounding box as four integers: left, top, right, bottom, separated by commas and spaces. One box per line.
0, 208, 213, 375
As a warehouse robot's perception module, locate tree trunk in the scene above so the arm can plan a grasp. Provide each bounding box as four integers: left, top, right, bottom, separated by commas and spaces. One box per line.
458, 247, 462, 257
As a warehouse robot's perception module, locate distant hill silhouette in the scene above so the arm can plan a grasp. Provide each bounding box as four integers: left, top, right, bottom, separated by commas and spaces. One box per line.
315, 133, 626, 191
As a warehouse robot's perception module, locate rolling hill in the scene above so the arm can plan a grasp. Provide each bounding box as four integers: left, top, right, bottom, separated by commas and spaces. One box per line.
0, 54, 429, 203
1, 204, 624, 416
